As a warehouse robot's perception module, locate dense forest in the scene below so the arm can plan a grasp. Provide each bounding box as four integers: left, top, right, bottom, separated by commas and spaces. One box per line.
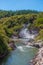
0, 10, 43, 58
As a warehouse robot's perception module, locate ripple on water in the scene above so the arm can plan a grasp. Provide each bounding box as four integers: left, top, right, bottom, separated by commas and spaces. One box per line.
1, 45, 38, 65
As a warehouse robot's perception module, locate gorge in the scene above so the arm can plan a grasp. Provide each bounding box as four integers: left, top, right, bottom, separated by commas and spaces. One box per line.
0, 23, 38, 65
0, 10, 43, 65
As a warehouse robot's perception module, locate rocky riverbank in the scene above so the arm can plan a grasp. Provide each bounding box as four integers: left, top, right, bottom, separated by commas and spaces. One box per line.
30, 40, 43, 48
0, 50, 8, 59
0, 40, 16, 59
31, 46, 43, 65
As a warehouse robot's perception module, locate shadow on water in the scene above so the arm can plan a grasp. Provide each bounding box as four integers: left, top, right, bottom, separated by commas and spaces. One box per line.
0, 52, 11, 65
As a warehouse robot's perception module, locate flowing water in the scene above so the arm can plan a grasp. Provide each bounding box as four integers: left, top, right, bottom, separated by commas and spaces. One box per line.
0, 25, 38, 65
1, 42, 38, 65
19, 26, 36, 43
19, 28, 35, 39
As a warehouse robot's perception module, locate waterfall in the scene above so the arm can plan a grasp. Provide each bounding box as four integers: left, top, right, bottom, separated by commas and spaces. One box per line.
19, 24, 35, 43
19, 28, 35, 39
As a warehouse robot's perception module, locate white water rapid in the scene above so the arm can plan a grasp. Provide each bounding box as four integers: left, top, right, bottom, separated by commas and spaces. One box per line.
19, 28, 35, 39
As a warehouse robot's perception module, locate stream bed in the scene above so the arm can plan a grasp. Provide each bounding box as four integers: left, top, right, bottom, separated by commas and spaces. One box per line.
0, 24, 38, 65
1, 42, 38, 65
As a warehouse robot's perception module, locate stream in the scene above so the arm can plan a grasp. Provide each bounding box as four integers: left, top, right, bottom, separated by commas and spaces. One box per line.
0, 43, 38, 65
0, 24, 38, 65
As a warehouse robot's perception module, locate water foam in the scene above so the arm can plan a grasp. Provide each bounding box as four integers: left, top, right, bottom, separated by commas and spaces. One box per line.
19, 28, 35, 40
17, 46, 24, 52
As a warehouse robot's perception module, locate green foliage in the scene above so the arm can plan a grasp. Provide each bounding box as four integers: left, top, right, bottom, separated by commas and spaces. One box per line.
0, 10, 38, 19
33, 18, 43, 29
0, 10, 43, 56
29, 17, 43, 40
35, 29, 43, 40
38, 12, 43, 18
0, 34, 8, 55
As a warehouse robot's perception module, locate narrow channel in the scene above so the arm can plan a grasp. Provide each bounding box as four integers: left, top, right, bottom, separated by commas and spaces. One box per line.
1, 24, 38, 65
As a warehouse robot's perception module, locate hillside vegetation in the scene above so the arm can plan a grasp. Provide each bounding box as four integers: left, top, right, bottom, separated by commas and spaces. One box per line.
0, 10, 43, 57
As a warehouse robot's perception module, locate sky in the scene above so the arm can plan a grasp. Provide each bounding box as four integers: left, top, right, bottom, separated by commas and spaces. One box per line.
0, 0, 43, 11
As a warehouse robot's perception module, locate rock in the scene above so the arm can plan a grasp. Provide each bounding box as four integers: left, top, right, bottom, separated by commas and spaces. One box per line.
31, 47, 43, 65
0, 50, 8, 58
32, 40, 43, 48
8, 41, 16, 50
32, 44, 40, 48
